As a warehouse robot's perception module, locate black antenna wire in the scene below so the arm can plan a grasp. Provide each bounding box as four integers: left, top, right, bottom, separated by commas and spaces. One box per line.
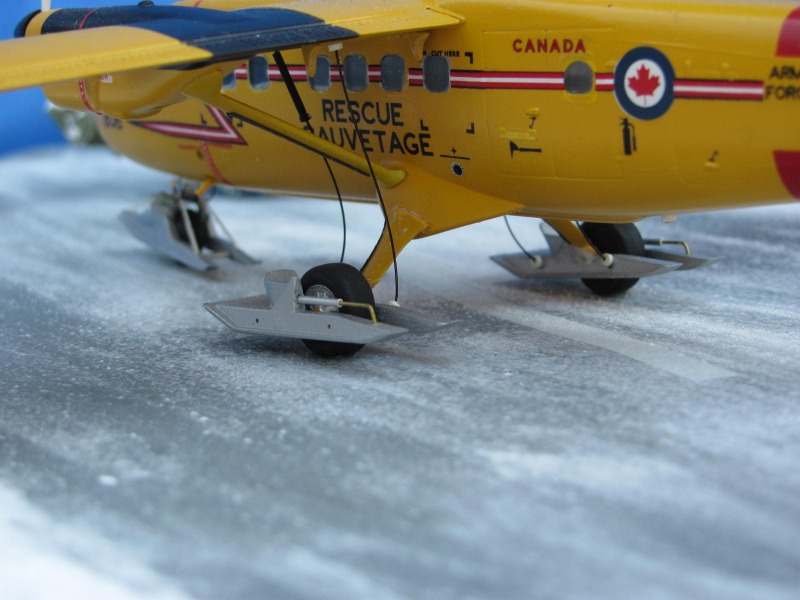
334, 50, 399, 302
504, 216, 539, 261
322, 156, 347, 263
272, 51, 347, 263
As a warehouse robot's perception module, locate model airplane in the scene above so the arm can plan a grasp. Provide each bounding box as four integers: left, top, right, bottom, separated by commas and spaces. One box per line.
1, 0, 798, 355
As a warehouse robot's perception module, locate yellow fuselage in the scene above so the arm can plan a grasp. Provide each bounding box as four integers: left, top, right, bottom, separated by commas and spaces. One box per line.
85, 0, 800, 222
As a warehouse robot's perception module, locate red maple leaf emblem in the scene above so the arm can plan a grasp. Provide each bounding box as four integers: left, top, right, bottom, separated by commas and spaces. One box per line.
628, 63, 661, 98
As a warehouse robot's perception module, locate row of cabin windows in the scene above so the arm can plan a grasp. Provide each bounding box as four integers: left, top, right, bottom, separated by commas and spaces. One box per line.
223, 54, 445, 93
224, 54, 595, 96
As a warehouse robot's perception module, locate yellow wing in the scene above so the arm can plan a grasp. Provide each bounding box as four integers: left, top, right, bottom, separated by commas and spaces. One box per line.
0, 26, 212, 93
0, 1, 463, 93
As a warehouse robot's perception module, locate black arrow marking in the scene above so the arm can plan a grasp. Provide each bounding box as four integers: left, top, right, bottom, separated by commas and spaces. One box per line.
510, 141, 542, 157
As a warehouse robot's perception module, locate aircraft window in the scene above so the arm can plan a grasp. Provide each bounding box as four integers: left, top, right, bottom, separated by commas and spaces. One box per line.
309, 55, 331, 92
564, 61, 594, 94
381, 55, 406, 92
423, 55, 450, 93
222, 72, 237, 90
344, 54, 368, 92
248, 56, 269, 91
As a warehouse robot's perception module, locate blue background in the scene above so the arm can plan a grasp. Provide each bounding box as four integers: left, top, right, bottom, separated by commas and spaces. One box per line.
0, 0, 117, 155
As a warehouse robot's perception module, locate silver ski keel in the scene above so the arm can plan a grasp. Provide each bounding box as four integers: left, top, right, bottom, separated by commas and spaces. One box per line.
491, 222, 719, 280
205, 269, 448, 347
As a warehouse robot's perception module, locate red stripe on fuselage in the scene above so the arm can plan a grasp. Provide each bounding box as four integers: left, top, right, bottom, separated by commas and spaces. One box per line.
229, 63, 761, 100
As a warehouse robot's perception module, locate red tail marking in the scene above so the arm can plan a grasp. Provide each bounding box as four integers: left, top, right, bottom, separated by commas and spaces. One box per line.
777, 7, 800, 57
774, 151, 800, 199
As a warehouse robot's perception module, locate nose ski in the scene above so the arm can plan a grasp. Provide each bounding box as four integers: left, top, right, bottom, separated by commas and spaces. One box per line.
119, 183, 258, 271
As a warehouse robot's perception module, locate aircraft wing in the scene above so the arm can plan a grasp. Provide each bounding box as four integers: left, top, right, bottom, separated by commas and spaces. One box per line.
0, 0, 463, 93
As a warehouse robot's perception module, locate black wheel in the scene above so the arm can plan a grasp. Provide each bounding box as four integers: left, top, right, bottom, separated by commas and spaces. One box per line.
300, 263, 375, 357
580, 222, 645, 296
174, 205, 212, 249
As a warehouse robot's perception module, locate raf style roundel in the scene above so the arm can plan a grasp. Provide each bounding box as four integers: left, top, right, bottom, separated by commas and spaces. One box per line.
614, 47, 675, 120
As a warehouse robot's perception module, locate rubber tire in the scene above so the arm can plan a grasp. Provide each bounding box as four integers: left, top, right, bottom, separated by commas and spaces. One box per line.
580, 222, 645, 296
174, 207, 212, 250
300, 263, 375, 357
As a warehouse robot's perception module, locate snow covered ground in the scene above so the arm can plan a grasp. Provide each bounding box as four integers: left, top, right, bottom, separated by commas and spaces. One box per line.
1, 146, 799, 599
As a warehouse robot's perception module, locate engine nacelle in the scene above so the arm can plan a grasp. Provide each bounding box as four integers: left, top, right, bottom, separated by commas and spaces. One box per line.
14, 5, 235, 119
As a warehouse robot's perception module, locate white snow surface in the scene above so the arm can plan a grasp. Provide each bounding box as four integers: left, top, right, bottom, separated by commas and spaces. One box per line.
0, 483, 190, 600
0, 146, 799, 599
